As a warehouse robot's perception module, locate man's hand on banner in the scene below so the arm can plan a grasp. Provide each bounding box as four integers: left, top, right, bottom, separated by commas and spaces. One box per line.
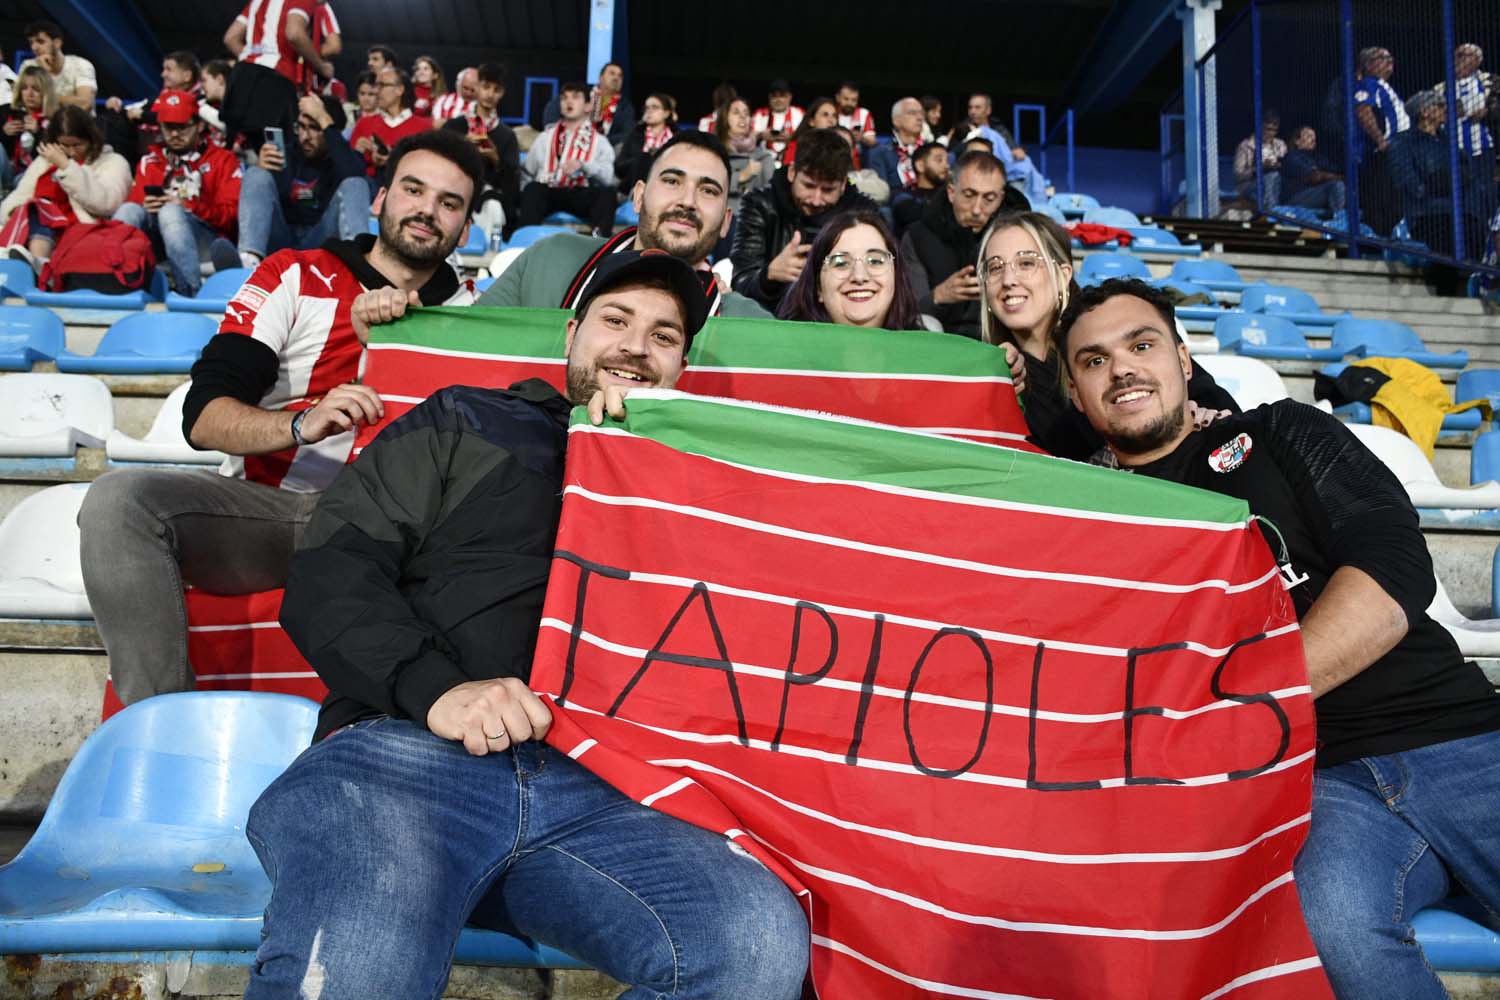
299, 383, 385, 441
426, 677, 554, 756
587, 385, 635, 425
1000, 342, 1027, 395
351, 287, 421, 344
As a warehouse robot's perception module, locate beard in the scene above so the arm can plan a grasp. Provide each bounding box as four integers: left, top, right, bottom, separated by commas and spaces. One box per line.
637, 202, 717, 264
565, 351, 661, 406
377, 205, 462, 268
1097, 382, 1187, 457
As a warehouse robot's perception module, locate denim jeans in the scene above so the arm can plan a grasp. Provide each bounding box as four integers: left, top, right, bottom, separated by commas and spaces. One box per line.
245, 719, 809, 1000
1290, 180, 1347, 215
113, 200, 235, 296
77, 468, 320, 704
1294, 729, 1500, 999
238, 166, 372, 258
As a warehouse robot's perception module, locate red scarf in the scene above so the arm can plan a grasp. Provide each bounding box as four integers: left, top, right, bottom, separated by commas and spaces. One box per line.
32, 164, 78, 229
894, 140, 919, 190
594, 90, 620, 134
545, 120, 598, 188
642, 124, 672, 154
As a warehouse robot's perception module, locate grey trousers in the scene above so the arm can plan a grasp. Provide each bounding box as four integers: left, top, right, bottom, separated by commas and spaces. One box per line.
77, 468, 321, 705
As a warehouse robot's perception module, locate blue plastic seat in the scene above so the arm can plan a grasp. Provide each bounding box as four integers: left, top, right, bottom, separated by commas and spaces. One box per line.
543, 210, 585, 226
0, 258, 38, 296
1471, 430, 1500, 486
0, 306, 66, 370
1270, 204, 1327, 224
1077, 252, 1152, 286
1082, 206, 1141, 228
1049, 192, 1100, 217
55, 312, 217, 374
459, 226, 489, 255
1215, 313, 1343, 361
1412, 899, 1500, 973
475, 276, 495, 292
1240, 283, 1348, 327
1125, 226, 1202, 256
165, 267, 253, 313
1320, 362, 1481, 431
505, 225, 574, 249
1168, 259, 1250, 293
1330, 317, 1468, 370
1456, 369, 1500, 415
615, 201, 640, 226
23, 269, 169, 313
1034, 202, 1067, 224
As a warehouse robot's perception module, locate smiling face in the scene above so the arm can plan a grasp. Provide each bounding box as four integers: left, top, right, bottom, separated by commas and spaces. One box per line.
769, 89, 791, 113
1063, 294, 1193, 463
983, 224, 1071, 342
836, 86, 859, 114
967, 95, 991, 126
413, 59, 434, 86
817, 223, 895, 329
635, 142, 731, 264
1295, 126, 1316, 151
371, 148, 473, 266
564, 283, 688, 404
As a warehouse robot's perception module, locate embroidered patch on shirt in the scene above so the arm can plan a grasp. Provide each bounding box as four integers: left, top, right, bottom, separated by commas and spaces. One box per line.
1208, 433, 1253, 473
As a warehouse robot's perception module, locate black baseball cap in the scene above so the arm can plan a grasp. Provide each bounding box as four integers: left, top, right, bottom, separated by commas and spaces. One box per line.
572, 249, 710, 347
768, 79, 792, 94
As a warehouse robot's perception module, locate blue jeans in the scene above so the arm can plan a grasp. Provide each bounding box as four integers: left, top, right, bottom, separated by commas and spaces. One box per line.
245, 718, 809, 1000
1294, 729, 1500, 999
1290, 179, 1347, 216
113, 200, 235, 296
238, 166, 371, 258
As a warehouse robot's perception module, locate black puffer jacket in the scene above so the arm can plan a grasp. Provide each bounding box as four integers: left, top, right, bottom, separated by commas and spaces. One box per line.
281, 379, 573, 740
729, 167, 876, 312
900, 185, 1031, 339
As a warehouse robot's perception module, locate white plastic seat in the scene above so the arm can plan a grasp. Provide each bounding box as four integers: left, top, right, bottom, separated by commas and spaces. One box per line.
485, 247, 525, 280
0, 482, 91, 618
1346, 424, 1500, 509
0, 374, 114, 457
1192, 355, 1288, 410
105, 383, 228, 466
1428, 575, 1500, 658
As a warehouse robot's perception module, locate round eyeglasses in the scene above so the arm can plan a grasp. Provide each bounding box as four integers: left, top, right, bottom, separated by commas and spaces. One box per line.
981, 251, 1047, 280
823, 250, 893, 275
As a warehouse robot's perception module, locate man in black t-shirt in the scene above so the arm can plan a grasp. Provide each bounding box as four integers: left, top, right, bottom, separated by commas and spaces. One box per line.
1053, 277, 1500, 1000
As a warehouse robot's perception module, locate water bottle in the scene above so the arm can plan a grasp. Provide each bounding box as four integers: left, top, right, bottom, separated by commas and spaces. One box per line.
488, 229, 503, 255
19, 132, 33, 153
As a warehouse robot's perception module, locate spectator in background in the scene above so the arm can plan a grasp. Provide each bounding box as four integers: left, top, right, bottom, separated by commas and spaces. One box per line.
1434, 43, 1497, 252
617, 92, 677, 191
731, 128, 875, 311
105, 50, 201, 123
308, 1, 343, 99
199, 60, 230, 134
869, 97, 926, 197
518, 80, 616, 235
901, 150, 1015, 339
777, 209, 920, 330
222, 0, 333, 147
1353, 45, 1408, 235
100, 50, 204, 167
78, 129, 483, 707
411, 55, 447, 117
951, 93, 1013, 154
780, 97, 837, 167
593, 62, 634, 145
0, 66, 56, 189
714, 97, 775, 222
114, 91, 242, 297
891, 141, 950, 233
1004, 146, 1050, 207
366, 45, 397, 73
698, 81, 737, 133
19, 21, 95, 111
0, 42, 15, 108
835, 81, 877, 149
0, 107, 131, 270
920, 95, 942, 143
443, 62, 520, 241
350, 66, 433, 179
353, 71, 379, 123
238, 93, 369, 267
1280, 126, 1346, 217
1390, 90, 1472, 256
432, 67, 477, 122
753, 79, 804, 155
1233, 111, 1286, 206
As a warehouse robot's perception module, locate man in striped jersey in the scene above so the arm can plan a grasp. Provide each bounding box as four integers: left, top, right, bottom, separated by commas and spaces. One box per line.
835, 81, 877, 150
431, 66, 477, 123
1434, 44, 1497, 252
77, 129, 485, 707
1057, 278, 1500, 1000
221, 0, 334, 146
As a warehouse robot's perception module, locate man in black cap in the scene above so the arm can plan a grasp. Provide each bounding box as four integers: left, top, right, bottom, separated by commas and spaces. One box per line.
245, 250, 810, 1000
753, 78, 804, 155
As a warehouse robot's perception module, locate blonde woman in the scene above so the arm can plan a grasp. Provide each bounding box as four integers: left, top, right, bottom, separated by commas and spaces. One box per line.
2, 65, 56, 183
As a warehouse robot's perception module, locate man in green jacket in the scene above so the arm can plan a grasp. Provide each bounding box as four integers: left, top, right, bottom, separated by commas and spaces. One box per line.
478, 130, 769, 318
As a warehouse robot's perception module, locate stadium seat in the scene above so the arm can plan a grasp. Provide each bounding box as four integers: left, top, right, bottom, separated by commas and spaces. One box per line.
1347, 424, 1500, 509
459, 225, 489, 255
1473, 431, 1500, 486
1124, 227, 1202, 256
1192, 355, 1289, 409
543, 210, 586, 226
23, 269, 169, 313
1320, 363, 1481, 432
0, 481, 90, 618
1428, 571, 1500, 658
1383, 220, 1430, 269
1269, 204, 1326, 225
1077, 252, 1151, 286
0, 305, 66, 370
1456, 369, 1500, 417
55, 312, 217, 374
1082, 206, 1141, 228
615, 201, 640, 226
1049, 192, 1100, 218
0, 373, 113, 457
0, 258, 38, 296
1034, 202, 1067, 224
1414, 899, 1500, 974
505, 225, 573, 249
105, 382, 227, 467
475, 276, 495, 292
1328, 318, 1469, 370
1239, 283, 1349, 327
1214, 313, 1344, 362
1167, 259, 1250, 294
486, 246, 525, 279
165, 267, 252, 313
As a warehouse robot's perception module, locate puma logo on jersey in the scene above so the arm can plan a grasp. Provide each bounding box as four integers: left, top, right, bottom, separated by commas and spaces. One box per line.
308, 264, 336, 292
1208, 433, 1253, 474
224, 303, 248, 324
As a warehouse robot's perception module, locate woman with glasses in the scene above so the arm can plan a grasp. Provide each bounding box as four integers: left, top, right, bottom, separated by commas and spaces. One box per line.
977, 210, 1234, 457
777, 209, 919, 329
616, 92, 677, 191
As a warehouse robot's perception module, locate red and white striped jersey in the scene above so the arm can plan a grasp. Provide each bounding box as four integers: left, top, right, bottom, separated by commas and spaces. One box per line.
431, 92, 470, 123
837, 106, 875, 138
697, 111, 717, 134
236, 0, 316, 85
751, 105, 803, 153
312, 1, 339, 48
216, 243, 476, 491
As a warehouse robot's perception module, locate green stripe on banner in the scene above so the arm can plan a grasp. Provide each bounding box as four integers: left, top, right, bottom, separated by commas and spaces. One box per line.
578, 391, 1250, 526
369, 308, 1014, 379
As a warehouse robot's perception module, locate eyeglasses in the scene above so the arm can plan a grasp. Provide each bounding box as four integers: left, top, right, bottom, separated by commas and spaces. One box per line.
823, 250, 893, 275
982, 251, 1047, 280
377, 81, 401, 90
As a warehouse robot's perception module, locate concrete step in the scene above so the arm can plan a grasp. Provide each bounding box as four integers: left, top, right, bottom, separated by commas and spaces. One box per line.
0, 647, 107, 822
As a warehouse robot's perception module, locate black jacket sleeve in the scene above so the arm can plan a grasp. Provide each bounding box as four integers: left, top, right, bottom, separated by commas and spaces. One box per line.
323, 124, 368, 183
182, 333, 282, 444
729, 190, 785, 310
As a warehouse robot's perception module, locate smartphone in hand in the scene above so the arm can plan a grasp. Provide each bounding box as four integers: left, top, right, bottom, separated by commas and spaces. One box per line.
265, 126, 285, 158
144, 184, 165, 197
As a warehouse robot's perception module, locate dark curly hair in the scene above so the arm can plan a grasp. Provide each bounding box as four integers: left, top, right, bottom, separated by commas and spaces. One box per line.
1053, 277, 1181, 374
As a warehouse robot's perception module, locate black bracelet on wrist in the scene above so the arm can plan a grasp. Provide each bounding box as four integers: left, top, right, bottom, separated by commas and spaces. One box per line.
290, 409, 308, 446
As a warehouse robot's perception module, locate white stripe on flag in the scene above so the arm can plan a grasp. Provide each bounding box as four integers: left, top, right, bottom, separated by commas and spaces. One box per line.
378, 394, 427, 404
540, 618, 1312, 725
640, 776, 695, 807
909, 426, 1031, 441
567, 738, 597, 760
1196, 956, 1325, 1000
195, 671, 319, 681
367, 343, 566, 366
690, 365, 1013, 385
187, 621, 282, 632
811, 934, 1048, 1000
565, 484, 1280, 597
571, 422, 1251, 533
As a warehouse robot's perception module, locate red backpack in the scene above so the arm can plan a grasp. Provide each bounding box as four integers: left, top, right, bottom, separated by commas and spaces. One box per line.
39, 220, 157, 294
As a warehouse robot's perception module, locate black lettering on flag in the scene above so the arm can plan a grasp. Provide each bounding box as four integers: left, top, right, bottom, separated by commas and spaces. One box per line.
552, 550, 631, 707
771, 601, 839, 752
1210, 632, 1291, 781
845, 614, 886, 765
1027, 642, 1104, 791
1122, 642, 1186, 787
606, 581, 750, 745
903, 627, 994, 779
